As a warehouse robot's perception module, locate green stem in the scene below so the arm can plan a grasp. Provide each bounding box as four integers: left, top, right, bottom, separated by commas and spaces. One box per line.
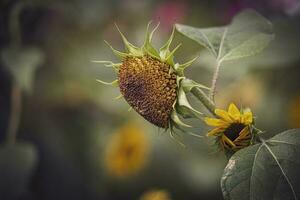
6, 83, 22, 145
9, 1, 26, 45
191, 87, 216, 117
209, 61, 221, 101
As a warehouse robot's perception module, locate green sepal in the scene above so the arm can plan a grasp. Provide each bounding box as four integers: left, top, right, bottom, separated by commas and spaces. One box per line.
159, 26, 175, 59
169, 121, 186, 148
176, 85, 202, 118
114, 94, 123, 100
142, 22, 160, 59
176, 76, 184, 86
164, 43, 181, 65
172, 122, 203, 139
170, 110, 191, 128
241, 107, 252, 114
115, 24, 143, 56
96, 79, 119, 87
92, 60, 121, 70
174, 56, 198, 76
104, 40, 130, 58
168, 66, 176, 75
175, 104, 197, 119
180, 78, 210, 93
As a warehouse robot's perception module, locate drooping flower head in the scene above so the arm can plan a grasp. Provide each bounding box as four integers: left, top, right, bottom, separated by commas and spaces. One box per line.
204, 103, 255, 151
95, 23, 207, 139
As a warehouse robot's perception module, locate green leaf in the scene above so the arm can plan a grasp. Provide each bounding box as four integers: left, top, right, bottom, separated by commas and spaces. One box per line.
221, 129, 300, 200
176, 9, 274, 63
1, 46, 44, 93
0, 142, 38, 199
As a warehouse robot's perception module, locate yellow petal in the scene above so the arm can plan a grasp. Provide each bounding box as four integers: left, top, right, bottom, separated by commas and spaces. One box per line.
235, 126, 250, 141
228, 103, 241, 122
204, 117, 227, 127
206, 127, 225, 137
222, 135, 236, 147
215, 109, 233, 122
243, 111, 253, 124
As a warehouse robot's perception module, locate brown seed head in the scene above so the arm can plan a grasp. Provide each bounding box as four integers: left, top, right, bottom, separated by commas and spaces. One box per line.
118, 56, 177, 128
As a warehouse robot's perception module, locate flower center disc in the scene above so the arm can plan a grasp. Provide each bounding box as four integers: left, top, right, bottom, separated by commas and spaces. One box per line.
224, 123, 246, 141
118, 56, 177, 128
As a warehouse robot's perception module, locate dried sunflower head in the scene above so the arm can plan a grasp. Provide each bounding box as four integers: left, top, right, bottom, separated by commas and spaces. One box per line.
95, 23, 207, 138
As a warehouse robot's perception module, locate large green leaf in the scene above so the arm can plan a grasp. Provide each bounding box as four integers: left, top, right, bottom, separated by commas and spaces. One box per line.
221, 129, 300, 200
1, 46, 44, 93
176, 9, 274, 63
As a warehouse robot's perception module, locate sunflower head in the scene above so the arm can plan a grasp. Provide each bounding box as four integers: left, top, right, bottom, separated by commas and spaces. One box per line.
96, 22, 207, 138
140, 189, 172, 200
104, 123, 149, 178
119, 55, 177, 128
204, 103, 256, 152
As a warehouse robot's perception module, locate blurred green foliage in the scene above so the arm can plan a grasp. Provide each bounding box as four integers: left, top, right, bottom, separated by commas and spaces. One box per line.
0, 0, 300, 200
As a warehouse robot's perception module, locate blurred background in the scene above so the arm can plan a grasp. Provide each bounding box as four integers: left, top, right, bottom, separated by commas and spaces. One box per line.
0, 0, 300, 199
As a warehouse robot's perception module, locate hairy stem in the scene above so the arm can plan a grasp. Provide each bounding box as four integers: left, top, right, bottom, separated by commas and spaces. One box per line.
209, 61, 221, 101
6, 83, 22, 145
191, 87, 216, 117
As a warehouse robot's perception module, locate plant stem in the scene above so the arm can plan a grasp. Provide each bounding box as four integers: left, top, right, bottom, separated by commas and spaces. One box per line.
191, 87, 216, 117
6, 83, 22, 145
9, 1, 27, 45
209, 61, 221, 101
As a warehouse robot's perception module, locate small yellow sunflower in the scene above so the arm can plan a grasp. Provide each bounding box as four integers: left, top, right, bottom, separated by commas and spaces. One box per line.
140, 189, 171, 200
104, 123, 150, 178
204, 103, 254, 151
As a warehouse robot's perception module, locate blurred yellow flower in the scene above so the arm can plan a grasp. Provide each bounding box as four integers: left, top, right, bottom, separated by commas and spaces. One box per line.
288, 95, 300, 128
204, 103, 254, 151
104, 123, 150, 177
140, 189, 171, 200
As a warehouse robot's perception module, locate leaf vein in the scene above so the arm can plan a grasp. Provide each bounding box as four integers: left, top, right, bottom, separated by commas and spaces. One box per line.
217, 28, 228, 61
268, 140, 300, 146
249, 144, 263, 200
263, 142, 298, 200
199, 31, 217, 57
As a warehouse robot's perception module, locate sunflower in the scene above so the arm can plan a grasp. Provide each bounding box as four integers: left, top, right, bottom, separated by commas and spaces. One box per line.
140, 189, 171, 200
95, 22, 208, 139
104, 123, 149, 178
204, 103, 255, 151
